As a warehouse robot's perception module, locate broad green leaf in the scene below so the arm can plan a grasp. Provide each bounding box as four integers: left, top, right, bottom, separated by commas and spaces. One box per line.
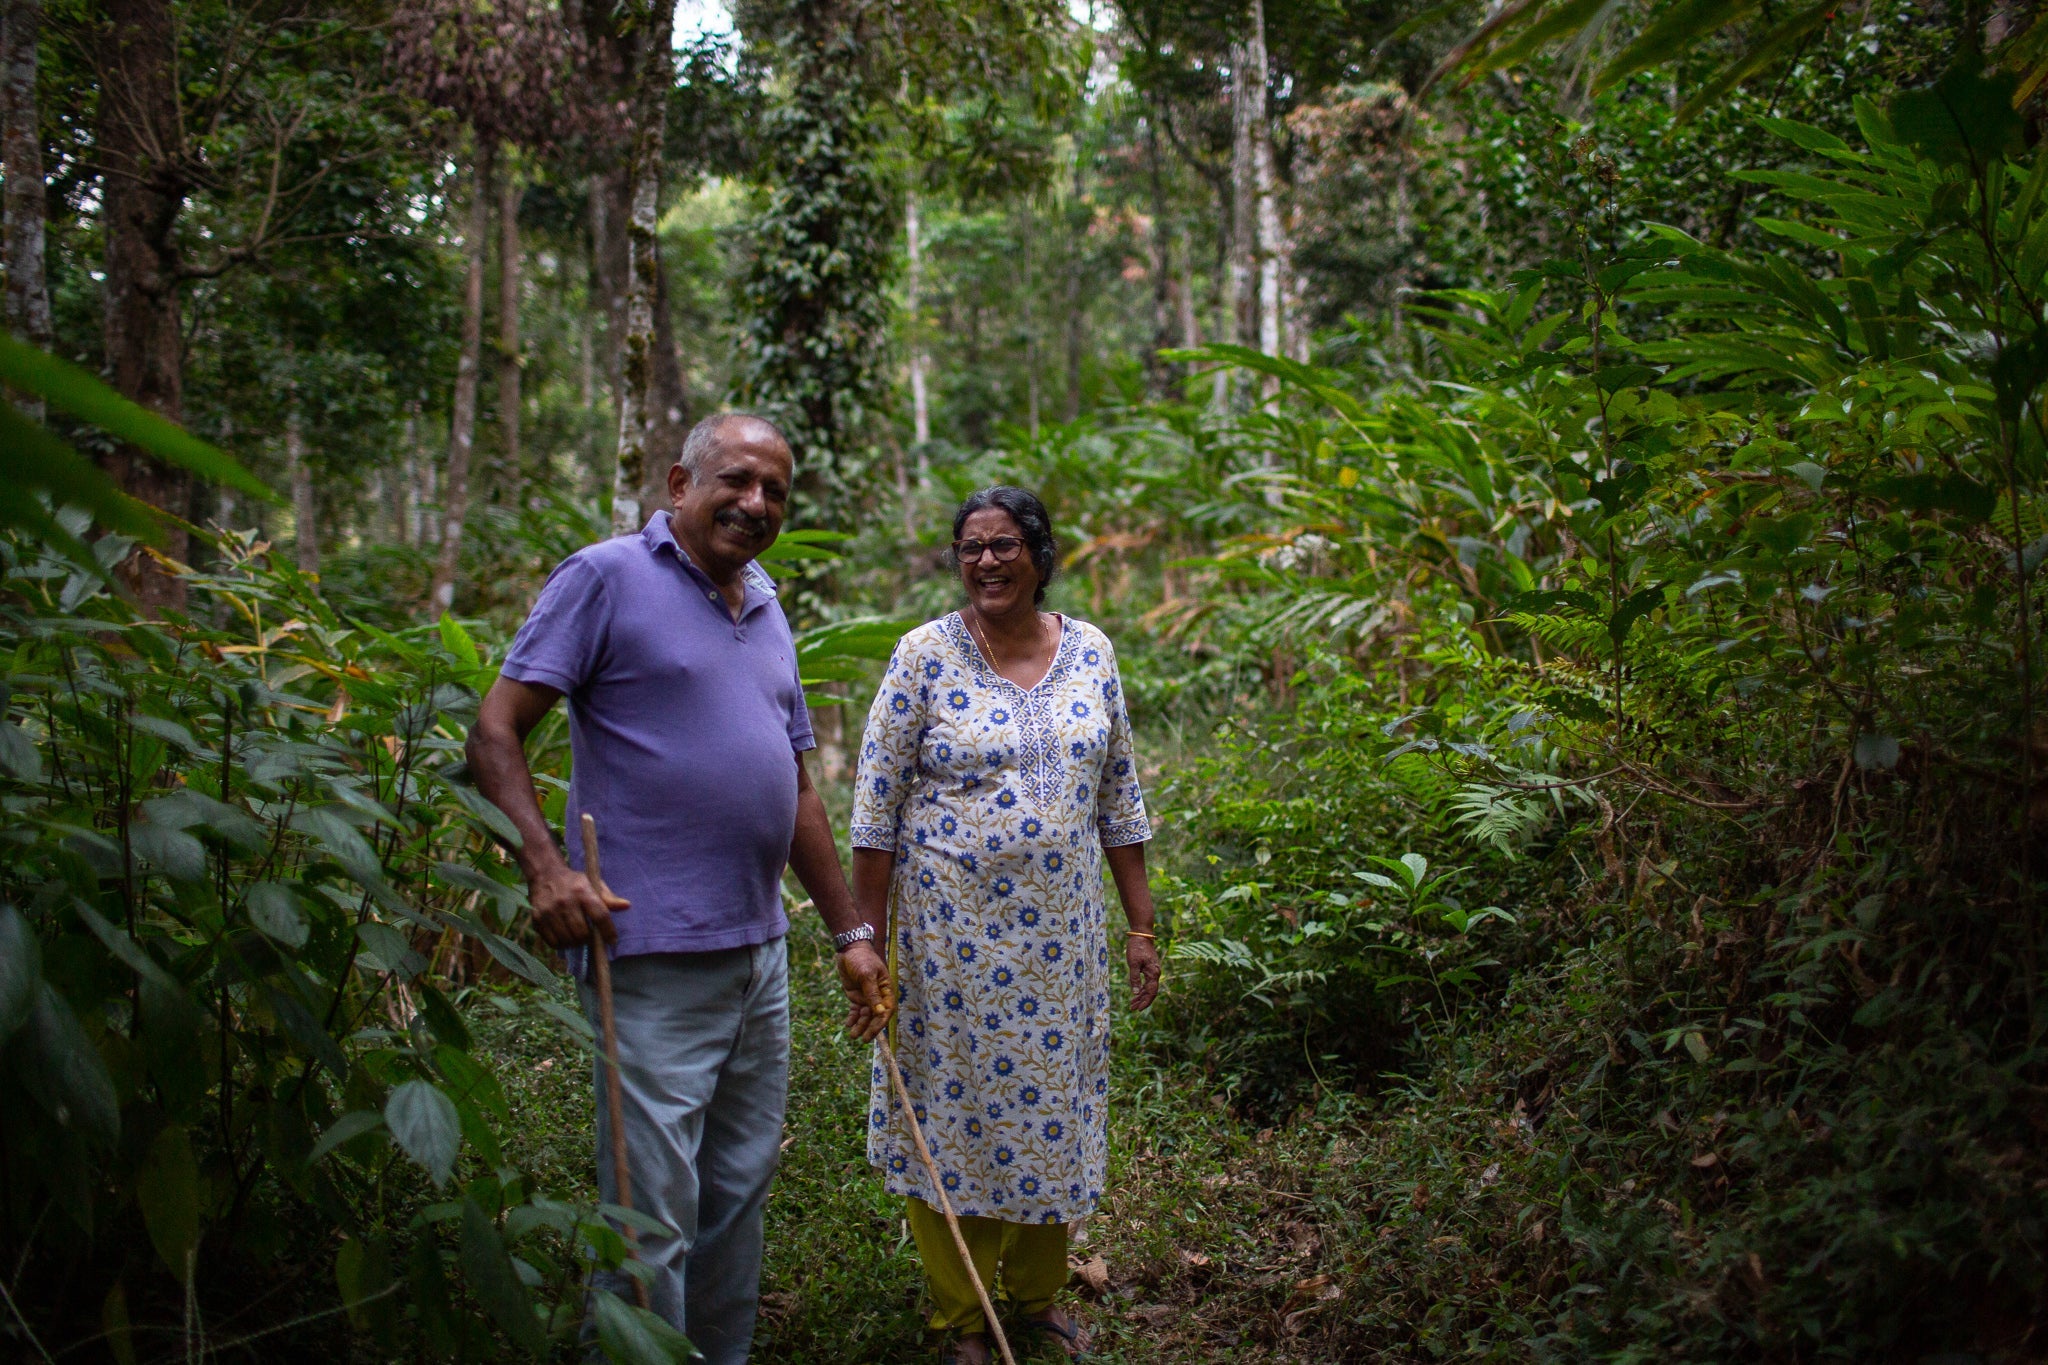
461, 1196, 548, 1356
307, 1110, 386, 1166
102, 1281, 136, 1365
0, 396, 155, 554
386, 1080, 462, 1186
593, 1287, 696, 1364
0, 334, 274, 499
294, 807, 385, 883
1589, 0, 1753, 91
479, 928, 556, 986
356, 921, 426, 978
336, 1234, 398, 1340
17, 983, 120, 1148
72, 901, 201, 1033
1609, 584, 1670, 648
245, 882, 311, 949
442, 779, 526, 850
1890, 62, 2024, 168
0, 906, 41, 1043
1677, 0, 1841, 123
0, 720, 44, 782
137, 1124, 202, 1281
416, 982, 473, 1051
264, 982, 350, 1078
129, 821, 208, 882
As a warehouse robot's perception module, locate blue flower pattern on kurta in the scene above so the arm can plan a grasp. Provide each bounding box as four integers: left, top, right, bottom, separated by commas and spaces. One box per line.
852, 613, 1150, 1223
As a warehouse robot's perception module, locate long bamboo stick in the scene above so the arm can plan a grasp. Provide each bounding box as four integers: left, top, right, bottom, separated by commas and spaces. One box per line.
877, 1036, 1019, 1365
581, 813, 650, 1311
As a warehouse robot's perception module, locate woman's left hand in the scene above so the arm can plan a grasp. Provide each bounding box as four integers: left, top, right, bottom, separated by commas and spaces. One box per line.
1125, 934, 1161, 1011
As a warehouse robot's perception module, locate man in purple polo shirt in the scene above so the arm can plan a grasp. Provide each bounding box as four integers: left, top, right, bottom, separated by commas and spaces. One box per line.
466, 413, 891, 1362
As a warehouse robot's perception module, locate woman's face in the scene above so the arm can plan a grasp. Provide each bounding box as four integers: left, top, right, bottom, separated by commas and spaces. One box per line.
956, 507, 1041, 619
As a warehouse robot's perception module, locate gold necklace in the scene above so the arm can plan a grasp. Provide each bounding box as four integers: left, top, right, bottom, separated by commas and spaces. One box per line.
968, 607, 1049, 679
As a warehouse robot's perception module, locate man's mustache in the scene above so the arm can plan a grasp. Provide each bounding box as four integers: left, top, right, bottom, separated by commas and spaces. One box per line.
716, 508, 770, 538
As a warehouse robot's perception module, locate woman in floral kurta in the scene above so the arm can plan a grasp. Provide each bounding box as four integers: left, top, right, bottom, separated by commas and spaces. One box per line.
849, 486, 1159, 1361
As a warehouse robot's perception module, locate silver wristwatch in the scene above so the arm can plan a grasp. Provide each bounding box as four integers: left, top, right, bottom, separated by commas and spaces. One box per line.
832, 922, 876, 952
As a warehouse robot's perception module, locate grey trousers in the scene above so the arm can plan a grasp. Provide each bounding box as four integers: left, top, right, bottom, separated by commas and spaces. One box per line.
579, 939, 790, 1364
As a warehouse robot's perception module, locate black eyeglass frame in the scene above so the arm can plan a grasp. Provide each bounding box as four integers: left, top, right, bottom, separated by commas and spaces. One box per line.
951, 536, 1028, 564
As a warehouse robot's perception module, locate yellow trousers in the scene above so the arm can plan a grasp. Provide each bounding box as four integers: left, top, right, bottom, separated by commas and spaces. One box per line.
905, 1196, 1068, 1334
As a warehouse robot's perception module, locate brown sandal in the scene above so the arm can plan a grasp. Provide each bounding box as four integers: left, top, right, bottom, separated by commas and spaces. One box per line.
1024, 1307, 1092, 1358
938, 1330, 993, 1365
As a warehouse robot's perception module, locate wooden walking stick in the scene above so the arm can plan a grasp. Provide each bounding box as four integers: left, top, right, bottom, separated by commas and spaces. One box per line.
581, 813, 650, 1310
874, 894, 1019, 1365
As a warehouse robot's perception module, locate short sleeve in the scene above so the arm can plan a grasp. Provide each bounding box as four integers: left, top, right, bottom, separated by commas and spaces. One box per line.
786, 621, 817, 754
849, 637, 925, 851
1094, 641, 1151, 848
501, 553, 611, 694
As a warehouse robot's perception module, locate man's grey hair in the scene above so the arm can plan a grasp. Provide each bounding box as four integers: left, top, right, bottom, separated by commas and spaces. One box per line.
676, 412, 791, 482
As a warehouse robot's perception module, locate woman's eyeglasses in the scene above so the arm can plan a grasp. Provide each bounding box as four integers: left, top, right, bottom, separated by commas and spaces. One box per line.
953, 537, 1027, 564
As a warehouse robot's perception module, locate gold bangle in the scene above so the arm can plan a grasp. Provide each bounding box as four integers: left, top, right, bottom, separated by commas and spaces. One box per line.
1126, 930, 1157, 940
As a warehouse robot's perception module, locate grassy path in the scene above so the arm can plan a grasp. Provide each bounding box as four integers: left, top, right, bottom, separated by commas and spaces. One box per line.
487, 930, 1384, 1364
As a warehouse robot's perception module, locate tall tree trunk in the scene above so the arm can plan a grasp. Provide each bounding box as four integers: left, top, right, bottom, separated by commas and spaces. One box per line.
1022, 205, 1041, 438
430, 142, 492, 615
611, 0, 672, 536
401, 401, 421, 547
1248, 0, 1282, 375
286, 384, 316, 575
1063, 152, 1085, 424
99, 0, 190, 609
1228, 40, 1254, 353
906, 188, 930, 454
1145, 112, 1173, 400
650, 235, 690, 475
3, 0, 53, 398
497, 157, 522, 502
1212, 180, 1232, 411
1177, 226, 1200, 350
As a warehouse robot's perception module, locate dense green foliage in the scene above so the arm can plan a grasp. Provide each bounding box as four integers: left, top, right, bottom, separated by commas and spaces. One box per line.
4, 0, 2045, 1357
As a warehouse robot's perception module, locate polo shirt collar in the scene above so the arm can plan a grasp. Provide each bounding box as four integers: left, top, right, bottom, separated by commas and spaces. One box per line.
641, 511, 778, 608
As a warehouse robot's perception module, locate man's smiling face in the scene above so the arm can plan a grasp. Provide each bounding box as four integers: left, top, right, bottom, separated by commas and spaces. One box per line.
668, 420, 794, 582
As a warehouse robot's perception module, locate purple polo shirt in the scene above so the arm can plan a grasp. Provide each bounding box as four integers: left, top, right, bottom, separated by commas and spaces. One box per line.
500, 512, 815, 957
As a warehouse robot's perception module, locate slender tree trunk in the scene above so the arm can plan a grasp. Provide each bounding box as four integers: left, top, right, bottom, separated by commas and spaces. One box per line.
611, 0, 672, 536
906, 188, 931, 455
1062, 152, 1085, 423
1145, 112, 1173, 400
1249, 0, 1282, 375
497, 157, 523, 501
650, 235, 691, 474
1213, 180, 1232, 411
430, 142, 492, 615
1177, 226, 1200, 349
1022, 205, 1041, 438
401, 401, 421, 546
579, 304, 596, 411
286, 384, 316, 575
4, 0, 53, 401
1228, 40, 1254, 352
98, 0, 189, 609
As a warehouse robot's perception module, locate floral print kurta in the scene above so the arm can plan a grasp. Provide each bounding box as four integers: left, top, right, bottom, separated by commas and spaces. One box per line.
852, 612, 1150, 1224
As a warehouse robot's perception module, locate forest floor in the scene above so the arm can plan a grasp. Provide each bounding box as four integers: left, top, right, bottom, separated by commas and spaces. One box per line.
485, 928, 1382, 1365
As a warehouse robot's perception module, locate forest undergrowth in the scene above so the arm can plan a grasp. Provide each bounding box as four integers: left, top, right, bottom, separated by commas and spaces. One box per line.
4, 24, 2048, 1365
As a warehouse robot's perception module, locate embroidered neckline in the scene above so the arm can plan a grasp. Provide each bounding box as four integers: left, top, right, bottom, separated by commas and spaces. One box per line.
947, 611, 1073, 695
942, 613, 1082, 810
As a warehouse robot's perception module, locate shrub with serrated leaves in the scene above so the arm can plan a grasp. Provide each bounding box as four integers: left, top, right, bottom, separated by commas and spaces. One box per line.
0, 519, 686, 1360
1141, 63, 2046, 1357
